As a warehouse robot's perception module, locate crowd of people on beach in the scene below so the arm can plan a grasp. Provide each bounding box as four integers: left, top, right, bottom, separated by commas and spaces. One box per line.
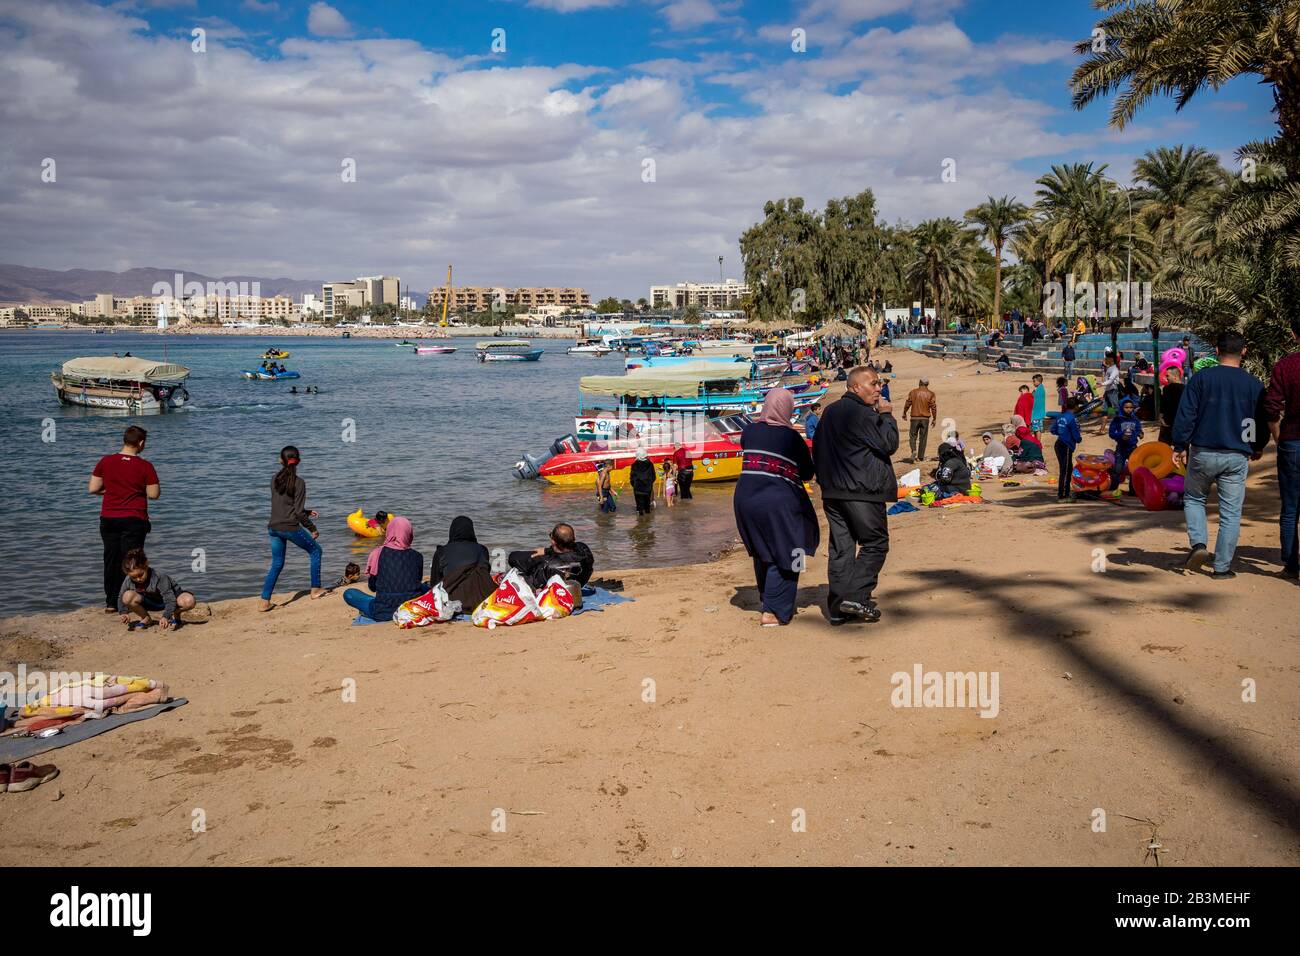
86, 432, 598, 626
727, 318, 1300, 629
85, 318, 1299, 633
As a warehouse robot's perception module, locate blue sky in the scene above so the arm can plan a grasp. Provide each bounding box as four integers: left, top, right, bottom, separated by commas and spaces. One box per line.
0, 0, 1275, 297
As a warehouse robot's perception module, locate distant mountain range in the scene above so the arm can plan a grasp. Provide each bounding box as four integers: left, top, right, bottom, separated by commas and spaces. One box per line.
0, 263, 326, 306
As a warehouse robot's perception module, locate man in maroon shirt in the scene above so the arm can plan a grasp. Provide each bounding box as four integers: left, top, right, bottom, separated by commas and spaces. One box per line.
1265, 318, 1300, 579
89, 425, 161, 610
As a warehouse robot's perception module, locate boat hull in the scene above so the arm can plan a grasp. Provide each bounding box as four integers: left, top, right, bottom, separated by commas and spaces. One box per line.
242, 370, 300, 380
52, 375, 189, 413
477, 350, 543, 362
414, 346, 457, 354
538, 442, 744, 486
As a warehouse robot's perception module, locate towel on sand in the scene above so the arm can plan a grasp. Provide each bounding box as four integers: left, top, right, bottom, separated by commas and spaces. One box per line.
0, 699, 188, 763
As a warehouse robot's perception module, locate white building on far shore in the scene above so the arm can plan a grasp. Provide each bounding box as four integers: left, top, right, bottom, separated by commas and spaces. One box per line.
650, 279, 749, 310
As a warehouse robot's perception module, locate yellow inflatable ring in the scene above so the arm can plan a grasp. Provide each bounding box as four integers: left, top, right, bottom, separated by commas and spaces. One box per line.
347, 507, 392, 537
1129, 441, 1175, 479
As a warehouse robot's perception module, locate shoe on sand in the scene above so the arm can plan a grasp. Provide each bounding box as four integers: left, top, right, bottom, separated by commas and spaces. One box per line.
1210, 570, 1237, 580
4, 761, 59, 793
838, 601, 881, 623
1184, 545, 1211, 574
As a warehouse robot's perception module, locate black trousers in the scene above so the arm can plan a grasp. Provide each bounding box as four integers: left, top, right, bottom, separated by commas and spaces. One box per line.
1055, 440, 1073, 498
823, 498, 889, 610
678, 468, 694, 499
634, 491, 653, 514
100, 516, 150, 608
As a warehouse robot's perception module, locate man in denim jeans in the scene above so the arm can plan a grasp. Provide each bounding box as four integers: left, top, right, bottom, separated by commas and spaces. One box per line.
1171, 331, 1270, 579
1264, 318, 1300, 580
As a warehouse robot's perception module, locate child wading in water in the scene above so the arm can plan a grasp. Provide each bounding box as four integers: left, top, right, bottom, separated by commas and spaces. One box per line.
118, 548, 196, 630
594, 461, 616, 513
663, 458, 678, 508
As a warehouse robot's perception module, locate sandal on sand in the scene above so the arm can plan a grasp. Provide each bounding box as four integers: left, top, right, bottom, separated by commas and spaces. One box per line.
3, 761, 60, 793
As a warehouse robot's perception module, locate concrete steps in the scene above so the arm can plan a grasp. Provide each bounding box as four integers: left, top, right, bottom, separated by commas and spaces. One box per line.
896, 330, 1207, 375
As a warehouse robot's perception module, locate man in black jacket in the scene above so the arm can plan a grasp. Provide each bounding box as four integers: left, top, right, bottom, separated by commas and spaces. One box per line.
508, 523, 595, 590
813, 366, 900, 623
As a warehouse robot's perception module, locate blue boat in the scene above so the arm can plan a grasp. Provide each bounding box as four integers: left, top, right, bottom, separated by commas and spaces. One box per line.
242, 369, 301, 381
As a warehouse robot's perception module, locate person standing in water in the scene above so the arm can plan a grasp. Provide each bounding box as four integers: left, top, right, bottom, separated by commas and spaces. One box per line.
594, 461, 616, 513
629, 447, 657, 515
260, 445, 325, 610
89, 425, 160, 613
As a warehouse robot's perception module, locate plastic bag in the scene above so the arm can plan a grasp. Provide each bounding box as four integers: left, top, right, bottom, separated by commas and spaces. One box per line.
393, 584, 462, 628
471, 569, 542, 628
536, 575, 577, 620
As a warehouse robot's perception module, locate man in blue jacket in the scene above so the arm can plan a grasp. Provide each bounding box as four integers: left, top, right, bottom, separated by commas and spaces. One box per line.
1172, 331, 1270, 578
813, 366, 900, 624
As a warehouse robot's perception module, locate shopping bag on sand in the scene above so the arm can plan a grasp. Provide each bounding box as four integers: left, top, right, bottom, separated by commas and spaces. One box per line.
536, 574, 577, 620
472, 569, 542, 628
393, 584, 462, 628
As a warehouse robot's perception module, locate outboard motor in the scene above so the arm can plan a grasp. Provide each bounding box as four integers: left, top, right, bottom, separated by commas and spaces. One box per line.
550, 433, 580, 456
514, 451, 551, 480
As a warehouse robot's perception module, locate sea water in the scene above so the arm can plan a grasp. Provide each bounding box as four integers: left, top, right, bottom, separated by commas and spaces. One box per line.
0, 331, 740, 615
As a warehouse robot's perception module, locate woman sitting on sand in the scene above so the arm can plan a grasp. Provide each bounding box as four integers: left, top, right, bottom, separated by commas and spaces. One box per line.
344, 516, 425, 622
430, 516, 495, 612
1006, 418, 1047, 474
978, 431, 1012, 476
733, 387, 818, 627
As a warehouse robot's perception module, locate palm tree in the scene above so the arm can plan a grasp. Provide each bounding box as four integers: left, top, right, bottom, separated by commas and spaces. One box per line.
1048, 178, 1157, 348
965, 195, 1030, 328
1160, 245, 1297, 375
907, 218, 981, 326
1009, 215, 1051, 295
1034, 163, 1110, 287
1070, 0, 1300, 174
1131, 145, 1228, 261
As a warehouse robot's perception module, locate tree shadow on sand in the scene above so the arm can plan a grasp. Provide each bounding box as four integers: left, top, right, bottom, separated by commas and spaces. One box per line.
880, 566, 1300, 840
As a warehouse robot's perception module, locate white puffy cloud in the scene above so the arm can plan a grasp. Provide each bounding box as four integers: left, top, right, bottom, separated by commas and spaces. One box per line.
306, 2, 351, 38
526, 0, 623, 11
0, 0, 1148, 297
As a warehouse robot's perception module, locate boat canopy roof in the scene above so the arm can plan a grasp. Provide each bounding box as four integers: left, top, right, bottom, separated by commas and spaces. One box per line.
476, 339, 532, 349
579, 365, 751, 398
61, 356, 190, 381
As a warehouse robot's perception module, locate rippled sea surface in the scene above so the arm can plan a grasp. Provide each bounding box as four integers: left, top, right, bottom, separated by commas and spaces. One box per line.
0, 331, 741, 615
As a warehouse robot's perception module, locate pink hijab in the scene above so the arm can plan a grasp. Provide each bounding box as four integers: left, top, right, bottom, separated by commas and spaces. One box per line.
366, 515, 413, 577
758, 387, 796, 428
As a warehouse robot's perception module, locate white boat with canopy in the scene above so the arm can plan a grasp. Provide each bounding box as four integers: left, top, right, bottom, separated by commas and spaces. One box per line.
475, 340, 544, 363
51, 356, 191, 413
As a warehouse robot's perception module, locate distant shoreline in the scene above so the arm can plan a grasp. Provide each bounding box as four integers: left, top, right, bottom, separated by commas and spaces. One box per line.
0, 325, 590, 339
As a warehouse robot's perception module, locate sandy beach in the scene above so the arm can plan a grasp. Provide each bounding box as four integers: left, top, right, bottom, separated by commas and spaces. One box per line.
2, 345, 1297, 866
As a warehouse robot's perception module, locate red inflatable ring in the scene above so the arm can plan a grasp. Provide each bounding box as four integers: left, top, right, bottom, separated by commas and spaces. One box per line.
1131, 466, 1167, 511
